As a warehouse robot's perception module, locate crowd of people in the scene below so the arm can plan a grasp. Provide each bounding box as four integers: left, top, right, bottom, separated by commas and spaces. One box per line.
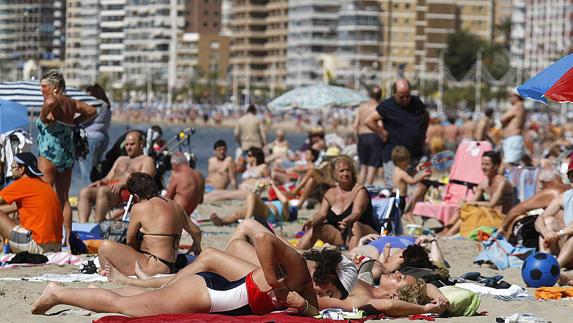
1, 70, 573, 318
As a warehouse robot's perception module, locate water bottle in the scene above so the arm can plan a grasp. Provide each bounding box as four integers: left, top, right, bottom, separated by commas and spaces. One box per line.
3, 239, 10, 254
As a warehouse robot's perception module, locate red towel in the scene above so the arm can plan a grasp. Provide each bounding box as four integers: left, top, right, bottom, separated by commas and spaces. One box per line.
95, 312, 343, 323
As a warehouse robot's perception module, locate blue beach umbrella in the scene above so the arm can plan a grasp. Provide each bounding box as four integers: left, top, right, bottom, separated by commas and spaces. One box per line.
0, 99, 29, 133
268, 84, 369, 111
517, 53, 573, 104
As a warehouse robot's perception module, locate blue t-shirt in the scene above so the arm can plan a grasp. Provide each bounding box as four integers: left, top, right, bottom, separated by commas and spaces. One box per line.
376, 96, 428, 161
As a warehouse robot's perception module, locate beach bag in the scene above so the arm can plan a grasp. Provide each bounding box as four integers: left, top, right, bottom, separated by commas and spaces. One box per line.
73, 125, 89, 160
99, 220, 128, 244
459, 205, 503, 238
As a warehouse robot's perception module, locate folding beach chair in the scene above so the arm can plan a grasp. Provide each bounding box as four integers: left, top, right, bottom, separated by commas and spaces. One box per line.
413, 141, 492, 225
371, 190, 403, 236
504, 166, 540, 203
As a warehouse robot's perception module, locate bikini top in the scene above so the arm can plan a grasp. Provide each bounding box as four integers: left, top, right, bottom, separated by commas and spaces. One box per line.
241, 166, 262, 180
325, 187, 373, 227
135, 196, 181, 247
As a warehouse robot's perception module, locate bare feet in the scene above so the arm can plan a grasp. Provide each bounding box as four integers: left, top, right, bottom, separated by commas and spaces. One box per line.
102, 263, 130, 285
31, 282, 61, 315
210, 212, 224, 226
134, 261, 151, 280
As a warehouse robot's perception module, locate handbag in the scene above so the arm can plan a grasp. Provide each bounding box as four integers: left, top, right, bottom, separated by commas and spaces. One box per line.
99, 220, 129, 244
73, 125, 89, 160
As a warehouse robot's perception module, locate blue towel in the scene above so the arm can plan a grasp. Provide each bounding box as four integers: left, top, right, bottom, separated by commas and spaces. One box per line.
474, 234, 535, 270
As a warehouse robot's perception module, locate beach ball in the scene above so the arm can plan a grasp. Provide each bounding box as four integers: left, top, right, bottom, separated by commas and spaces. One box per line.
521, 252, 560, 288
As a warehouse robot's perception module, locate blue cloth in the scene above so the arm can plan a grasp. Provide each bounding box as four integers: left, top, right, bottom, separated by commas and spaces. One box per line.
371, 197, 403, 235
266, 200, 284, 223
368, 236, 416, 252
563, 189, 573, 226
376, 96, 427, 162
474, 235, 535, 270
205, 184, 215, 193
36, 118, 75, 172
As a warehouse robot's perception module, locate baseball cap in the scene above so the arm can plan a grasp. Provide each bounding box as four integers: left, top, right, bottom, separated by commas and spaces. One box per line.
13, 152, 43, 177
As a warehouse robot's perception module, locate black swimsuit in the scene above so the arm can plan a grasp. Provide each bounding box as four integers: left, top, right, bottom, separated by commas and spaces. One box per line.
137, 196, 181, 274
325, 187, 377, 236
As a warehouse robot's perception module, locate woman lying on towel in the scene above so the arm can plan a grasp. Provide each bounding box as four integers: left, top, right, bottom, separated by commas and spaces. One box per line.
97, 173, 202, 277
439, 151, 515, 237
32, 233, 357, 317
296, 155, 378, 250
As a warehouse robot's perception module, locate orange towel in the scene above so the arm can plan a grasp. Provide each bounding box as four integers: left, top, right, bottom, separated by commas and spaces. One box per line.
535, 287, 573, 300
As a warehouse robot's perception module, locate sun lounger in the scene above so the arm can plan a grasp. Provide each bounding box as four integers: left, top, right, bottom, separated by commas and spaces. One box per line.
413, 141, 492, 224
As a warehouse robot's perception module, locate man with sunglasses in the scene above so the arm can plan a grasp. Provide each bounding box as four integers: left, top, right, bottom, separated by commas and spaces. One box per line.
0, 152, 62, 254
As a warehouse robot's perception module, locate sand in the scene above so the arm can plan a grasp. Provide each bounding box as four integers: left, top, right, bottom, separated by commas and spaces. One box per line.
0, 202, 571, 323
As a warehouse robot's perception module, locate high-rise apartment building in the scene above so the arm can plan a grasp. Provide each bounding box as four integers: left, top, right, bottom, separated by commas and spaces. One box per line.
379, 0, 494, 81
221, 0, 232, 35
335, 0, 382, 87
511, 0, 573, 77
99, 0, 127, 88
177, 32, 230, 86
184, 0, 222, 33
0, 0, 66, 80
65, 0, 100, 86
123, 0, 185, 86
286, 0, 341, 87
230, 0, 288, 90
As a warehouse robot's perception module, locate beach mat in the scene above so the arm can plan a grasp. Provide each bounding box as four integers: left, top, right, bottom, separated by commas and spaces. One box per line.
95, 313, 343, 323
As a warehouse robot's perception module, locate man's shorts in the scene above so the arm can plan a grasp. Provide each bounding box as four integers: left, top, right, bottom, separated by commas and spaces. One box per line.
9, 225, 61, 255
502, 135, 524, 165
357, 133, 384, 167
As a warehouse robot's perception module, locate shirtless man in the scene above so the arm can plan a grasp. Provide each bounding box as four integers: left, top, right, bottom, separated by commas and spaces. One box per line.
499, 166, 569, 241
78, 131, 156, 223
205, 140, 237, 191
459, 115, 476, 142
444, 116, 459, 151
165, 152, 204, 216
440, 151, 515, 237
354, 85, 384, 185
500, 93, 526, 165
474, 108, 494, 142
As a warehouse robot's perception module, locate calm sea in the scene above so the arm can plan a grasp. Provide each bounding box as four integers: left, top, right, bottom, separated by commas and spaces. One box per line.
29, 122, 308, 195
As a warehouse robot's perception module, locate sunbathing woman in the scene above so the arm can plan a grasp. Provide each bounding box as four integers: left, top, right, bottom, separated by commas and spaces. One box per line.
210, 179, 298, 226
97, 172, 202, 276
204, 147, 270, 203
32, 233, 357, 317
296, 155, 378, 250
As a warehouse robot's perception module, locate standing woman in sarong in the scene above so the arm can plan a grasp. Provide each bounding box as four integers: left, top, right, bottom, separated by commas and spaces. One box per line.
38, 71, 97, 245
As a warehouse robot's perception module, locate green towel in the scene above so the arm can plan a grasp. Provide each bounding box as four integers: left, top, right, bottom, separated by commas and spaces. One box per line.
439, 285, 481, 317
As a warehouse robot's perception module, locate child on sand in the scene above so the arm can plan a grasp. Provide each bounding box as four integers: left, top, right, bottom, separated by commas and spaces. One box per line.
391, 146, 430, 222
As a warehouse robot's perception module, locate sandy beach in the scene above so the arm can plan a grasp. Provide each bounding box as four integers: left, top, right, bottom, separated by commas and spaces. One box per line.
0, 200, 570, 323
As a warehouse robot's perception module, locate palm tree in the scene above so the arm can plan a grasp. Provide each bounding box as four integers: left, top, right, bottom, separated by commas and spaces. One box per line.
495, 18, 512, 50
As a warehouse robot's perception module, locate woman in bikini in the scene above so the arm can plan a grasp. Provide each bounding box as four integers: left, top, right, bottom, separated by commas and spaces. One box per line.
204, 147, 271, 203
210, 178, 298, 226
32, 233, 357, 317
38, 70, 97, 245
296, 155, 378, 250
97, 172, 202, 276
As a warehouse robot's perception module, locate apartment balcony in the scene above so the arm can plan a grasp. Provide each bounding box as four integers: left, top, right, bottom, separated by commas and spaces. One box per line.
233, 30, 267, 38
233, 3, 268, 15
230, 16, 268, 27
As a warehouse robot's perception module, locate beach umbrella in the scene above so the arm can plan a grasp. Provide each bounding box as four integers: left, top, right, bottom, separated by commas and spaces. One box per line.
0, 99, 28, 133
0, 81, 103, 113
517, 53, 573, 104
268, 84, 369, 111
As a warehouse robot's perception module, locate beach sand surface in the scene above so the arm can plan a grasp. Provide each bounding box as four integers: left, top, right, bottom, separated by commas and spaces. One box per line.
0, 202, 570, 322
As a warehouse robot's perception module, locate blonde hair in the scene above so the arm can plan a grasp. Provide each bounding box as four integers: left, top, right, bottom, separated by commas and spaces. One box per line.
330, 155, 357, 184
391, 146, 411, 165
41, 70, 66, 92
396, 277, 427, 305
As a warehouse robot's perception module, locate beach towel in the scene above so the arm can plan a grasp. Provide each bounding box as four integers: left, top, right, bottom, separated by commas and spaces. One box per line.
474, 235, 535, 270
459, 205, 503, 238
0, 273, 107, 283
95, 313, 343, 323
454, 283, 529, 298
0, 252, 82, 269
535, 287, 573, 300
504, 166, 539, 203
439, 285, 480, 317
